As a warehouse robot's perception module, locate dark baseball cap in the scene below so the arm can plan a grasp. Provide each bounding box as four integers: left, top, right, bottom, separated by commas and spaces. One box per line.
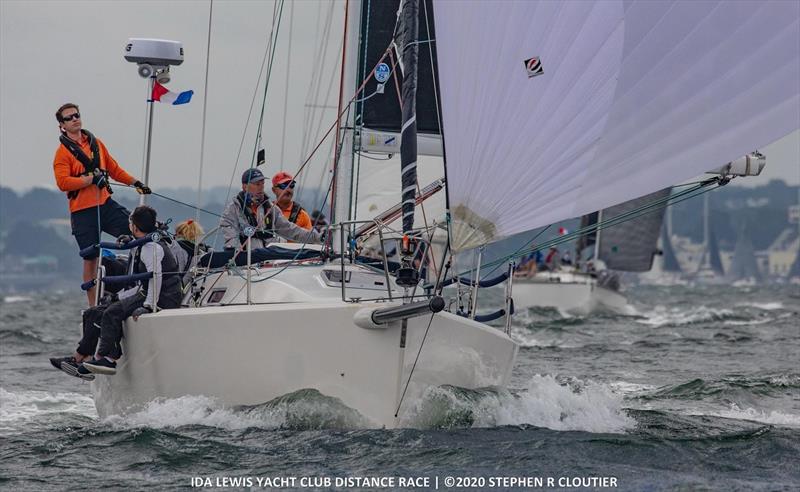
242, 168, 266, 184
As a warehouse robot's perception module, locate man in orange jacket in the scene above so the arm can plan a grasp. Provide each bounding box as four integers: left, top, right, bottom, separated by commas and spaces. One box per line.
271, 171, 312, 231
52, 103, 151, 306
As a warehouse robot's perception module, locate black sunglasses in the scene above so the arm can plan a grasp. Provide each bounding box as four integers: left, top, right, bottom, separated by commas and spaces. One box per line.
61, 113, 81, 122
276, 181, 296, 190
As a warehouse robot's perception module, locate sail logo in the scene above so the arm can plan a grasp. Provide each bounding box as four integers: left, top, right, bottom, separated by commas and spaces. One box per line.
524, 57, 543, 78
375, 63, 391, 83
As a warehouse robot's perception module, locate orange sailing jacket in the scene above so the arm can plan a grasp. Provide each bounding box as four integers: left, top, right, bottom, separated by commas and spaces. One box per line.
53, 133, 136, 213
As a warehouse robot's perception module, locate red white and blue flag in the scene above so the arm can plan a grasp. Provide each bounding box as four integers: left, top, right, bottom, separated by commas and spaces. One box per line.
151, 82, 193, 105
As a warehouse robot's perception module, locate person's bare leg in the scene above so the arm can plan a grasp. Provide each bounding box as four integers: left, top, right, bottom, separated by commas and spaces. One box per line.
83, 258, 98, 307
73, 351, 91, 363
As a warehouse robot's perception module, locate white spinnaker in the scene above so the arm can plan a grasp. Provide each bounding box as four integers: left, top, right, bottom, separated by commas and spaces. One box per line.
434, 0, 800, 251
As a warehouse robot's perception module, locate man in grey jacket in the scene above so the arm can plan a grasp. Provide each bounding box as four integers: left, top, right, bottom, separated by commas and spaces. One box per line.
221, 168, 322, 249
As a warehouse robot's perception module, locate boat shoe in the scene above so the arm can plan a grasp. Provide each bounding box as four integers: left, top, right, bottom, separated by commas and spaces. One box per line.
82, 357, 117, 375
49, 356, 95, 381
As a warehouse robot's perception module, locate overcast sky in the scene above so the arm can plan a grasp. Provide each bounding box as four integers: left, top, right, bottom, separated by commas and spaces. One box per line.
1, 0, 345, 195
1, 0, 798, 195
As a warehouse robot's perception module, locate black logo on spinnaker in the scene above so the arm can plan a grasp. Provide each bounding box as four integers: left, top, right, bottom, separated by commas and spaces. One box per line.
524, 57, 543, 78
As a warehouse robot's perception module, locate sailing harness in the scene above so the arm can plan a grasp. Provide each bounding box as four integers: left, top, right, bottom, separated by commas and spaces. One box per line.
59, 129, 110, 200
287, 202, 304, 225
236, 191, 274, 244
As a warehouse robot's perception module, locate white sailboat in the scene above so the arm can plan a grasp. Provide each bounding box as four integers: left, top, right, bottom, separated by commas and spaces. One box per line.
514, 189, 671, 314
90, 0, 799, 428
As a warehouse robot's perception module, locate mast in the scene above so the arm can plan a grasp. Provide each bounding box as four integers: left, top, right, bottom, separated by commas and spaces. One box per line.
593, 210, 602, 263
398, 0, 419, 234
141, 76, 156, 206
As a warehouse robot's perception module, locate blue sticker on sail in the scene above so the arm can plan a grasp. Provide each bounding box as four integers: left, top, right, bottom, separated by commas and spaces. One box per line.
375, 63, 391, 83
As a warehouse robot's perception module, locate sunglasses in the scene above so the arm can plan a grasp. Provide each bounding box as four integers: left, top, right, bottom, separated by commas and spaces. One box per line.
275, 181, 296, 190
61, 113, 81, 122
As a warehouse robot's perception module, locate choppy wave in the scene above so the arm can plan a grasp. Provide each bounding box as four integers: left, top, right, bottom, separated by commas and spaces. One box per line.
640, 374, 800, 401
745, 302, 784, 311
0, 328, 52, 346
3, 295, 33, 303
688, 404, 800, 427
404, 375, 634, 433
103, 389, 371, 431
636, 305, 742, 327
0, 387, 95, 433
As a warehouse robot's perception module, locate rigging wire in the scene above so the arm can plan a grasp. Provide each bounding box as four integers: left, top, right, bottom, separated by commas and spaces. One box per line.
279, 0, 294, 165
455, 179, 724, 280
213, 0, 283, 249
194, 0, 215, 261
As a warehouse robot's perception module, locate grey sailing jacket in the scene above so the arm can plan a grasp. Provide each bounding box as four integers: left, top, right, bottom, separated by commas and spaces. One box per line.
220, 192, 321, 249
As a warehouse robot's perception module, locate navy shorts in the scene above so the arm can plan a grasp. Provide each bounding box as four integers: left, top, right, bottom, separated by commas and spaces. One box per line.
71, 199, 131, 259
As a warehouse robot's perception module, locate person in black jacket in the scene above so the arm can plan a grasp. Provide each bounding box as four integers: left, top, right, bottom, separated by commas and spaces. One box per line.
49, 205, 182, 378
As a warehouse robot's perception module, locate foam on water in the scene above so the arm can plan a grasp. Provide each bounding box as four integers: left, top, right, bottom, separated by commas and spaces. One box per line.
3, 295, 33, 303
103, 395, 277, 430
726, 318, 772, 326
637, 305, 737, 327
0, 387, 95, 433
102, 389, 371, 431
405, 375, 635, 433
609, 381, 657, 395
688, 404, 800, 428
745, 302, 784, 311
502, 375, 635, 433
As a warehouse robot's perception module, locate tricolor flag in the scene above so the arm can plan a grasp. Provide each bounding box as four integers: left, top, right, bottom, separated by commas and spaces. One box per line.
151, 82, 193, 105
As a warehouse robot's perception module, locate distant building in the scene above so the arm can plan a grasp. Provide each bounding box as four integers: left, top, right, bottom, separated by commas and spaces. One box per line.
765, 228, 799, 277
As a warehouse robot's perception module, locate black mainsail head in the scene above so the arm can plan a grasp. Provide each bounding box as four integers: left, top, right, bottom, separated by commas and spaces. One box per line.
358, 0, 439, 136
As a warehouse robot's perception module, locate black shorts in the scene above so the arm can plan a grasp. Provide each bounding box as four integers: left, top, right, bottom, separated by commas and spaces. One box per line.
71, 199, 131, 259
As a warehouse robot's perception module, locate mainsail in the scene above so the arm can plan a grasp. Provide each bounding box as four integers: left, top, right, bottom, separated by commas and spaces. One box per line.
433, 0, 800, 251
358, 0, 439, 135
593, 188, 670, 272
707, 226, 725, 276
727, 224, 761, 281
661, 225, 682, 273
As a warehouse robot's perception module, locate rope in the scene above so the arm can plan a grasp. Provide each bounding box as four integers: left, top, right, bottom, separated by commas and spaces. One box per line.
394, 312, 436, 418
117, 184, 221, 218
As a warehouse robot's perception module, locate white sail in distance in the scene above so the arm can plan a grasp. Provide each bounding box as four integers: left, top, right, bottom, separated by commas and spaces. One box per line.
434, 0, 800, 251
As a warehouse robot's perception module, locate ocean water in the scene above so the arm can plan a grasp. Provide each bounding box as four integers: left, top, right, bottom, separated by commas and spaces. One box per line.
1, 284, 799, 491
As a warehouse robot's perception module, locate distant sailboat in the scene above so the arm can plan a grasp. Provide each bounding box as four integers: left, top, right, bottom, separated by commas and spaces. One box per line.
694, 193, 725, 284
514, 189, 670, 314
639, 194, 687, 285
726, 223, 762, 286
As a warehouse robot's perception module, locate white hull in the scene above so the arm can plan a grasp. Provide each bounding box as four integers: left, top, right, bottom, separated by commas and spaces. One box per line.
92, 260, 517, 428
513, 271, 629, 315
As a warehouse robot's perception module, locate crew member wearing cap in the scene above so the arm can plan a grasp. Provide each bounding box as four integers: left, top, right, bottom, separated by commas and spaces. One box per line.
220, 168, 322, 250
271, 171, 312, 231
53, 103, 152, 306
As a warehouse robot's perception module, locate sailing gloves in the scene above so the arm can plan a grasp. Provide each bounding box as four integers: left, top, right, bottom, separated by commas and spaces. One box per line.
134, 181, 152, 195
91, 169, 110, 190
116, 235, 133, 246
